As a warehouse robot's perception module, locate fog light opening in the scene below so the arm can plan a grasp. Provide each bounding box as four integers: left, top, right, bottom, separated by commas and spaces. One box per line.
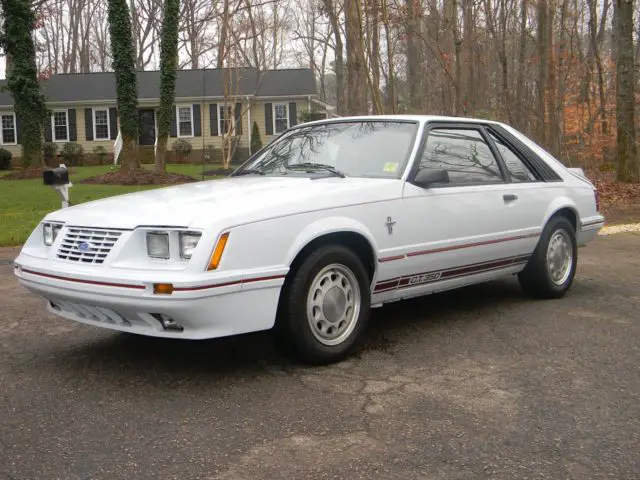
49, 301, 60, 311
151, 313, 184, 332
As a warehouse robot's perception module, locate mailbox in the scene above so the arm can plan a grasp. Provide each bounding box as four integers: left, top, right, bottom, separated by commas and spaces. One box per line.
43, 164, 73, 208
43, 166, 70, 186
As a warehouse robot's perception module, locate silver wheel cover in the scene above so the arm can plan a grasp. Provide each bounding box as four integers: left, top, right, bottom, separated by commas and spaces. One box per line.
546, 229, 574, 286
306, 263, 361, 346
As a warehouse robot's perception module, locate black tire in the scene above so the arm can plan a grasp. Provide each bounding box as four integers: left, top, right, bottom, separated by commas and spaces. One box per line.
518, 216, 578, 299
274, 244, 371, 365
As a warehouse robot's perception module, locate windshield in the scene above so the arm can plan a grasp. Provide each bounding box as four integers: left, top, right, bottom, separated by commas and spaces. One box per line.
235, 120, 418, 178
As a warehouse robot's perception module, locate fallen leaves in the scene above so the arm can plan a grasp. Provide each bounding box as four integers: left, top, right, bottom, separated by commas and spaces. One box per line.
585, 168, 640, 211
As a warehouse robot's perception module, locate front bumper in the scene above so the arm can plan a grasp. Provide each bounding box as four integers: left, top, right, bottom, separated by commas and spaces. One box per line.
13, 253, 287, 339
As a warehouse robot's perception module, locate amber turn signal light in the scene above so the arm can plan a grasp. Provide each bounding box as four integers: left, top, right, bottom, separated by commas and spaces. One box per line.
207, 232, 229, 271
153, 283, 174, 295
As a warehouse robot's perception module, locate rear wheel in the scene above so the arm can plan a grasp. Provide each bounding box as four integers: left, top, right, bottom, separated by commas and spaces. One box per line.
518, 216, 577, 299
275, 245, 371, 364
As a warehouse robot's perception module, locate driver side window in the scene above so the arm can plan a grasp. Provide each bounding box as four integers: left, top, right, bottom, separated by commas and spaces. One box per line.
419, 128, 504, 185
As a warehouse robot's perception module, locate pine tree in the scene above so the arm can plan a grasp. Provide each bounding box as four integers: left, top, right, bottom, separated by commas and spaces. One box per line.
250, 121, 262, 154
0, 0, 48, 168
154, 0, 180, 174
107, 0, 139, 173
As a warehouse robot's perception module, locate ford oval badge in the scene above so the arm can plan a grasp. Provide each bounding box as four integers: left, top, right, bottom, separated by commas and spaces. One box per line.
78, 241, 91, 252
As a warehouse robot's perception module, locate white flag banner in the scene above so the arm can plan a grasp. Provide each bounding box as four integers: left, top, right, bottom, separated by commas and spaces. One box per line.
113, 130, 123, 165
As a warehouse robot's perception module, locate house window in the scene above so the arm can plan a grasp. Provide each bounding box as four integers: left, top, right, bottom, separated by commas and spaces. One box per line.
177, 106, 193, 137
218, 105, 234, 135
93, 108, 110, 140
1, 113, 16, 145
273, 103, 289, 134
52, 110, 69, 142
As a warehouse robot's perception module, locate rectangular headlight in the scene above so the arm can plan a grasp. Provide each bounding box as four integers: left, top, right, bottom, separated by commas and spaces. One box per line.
146, 232, 170, 259
179, 232, 201, 260
43, 223, 63, 246
43, 223, 54, 246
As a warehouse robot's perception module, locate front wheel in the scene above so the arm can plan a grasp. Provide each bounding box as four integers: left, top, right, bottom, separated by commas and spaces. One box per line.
518, 216, 577, 299
275, 245, 371, 364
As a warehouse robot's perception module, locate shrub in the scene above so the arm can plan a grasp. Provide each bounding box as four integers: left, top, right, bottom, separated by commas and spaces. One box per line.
43, 142, 58, 166
172, 138, 192, 161
204, 144, 218, 163
250, 121, 262, 154
0, 148, 12, 170
92, 145, 108, 165
60, 142, 84, 166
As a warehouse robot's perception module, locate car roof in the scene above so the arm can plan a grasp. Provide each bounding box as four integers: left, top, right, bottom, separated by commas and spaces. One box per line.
300, 114, 505, 127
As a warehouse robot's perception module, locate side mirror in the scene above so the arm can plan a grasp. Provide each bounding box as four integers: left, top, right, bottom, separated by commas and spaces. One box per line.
413, 168, 449, 188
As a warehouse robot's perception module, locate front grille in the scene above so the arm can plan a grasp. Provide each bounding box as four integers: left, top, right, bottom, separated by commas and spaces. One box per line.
56, 227, 123, 264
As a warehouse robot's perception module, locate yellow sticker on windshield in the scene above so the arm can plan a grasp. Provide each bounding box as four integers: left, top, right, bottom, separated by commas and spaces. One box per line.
383, 162, 399, 173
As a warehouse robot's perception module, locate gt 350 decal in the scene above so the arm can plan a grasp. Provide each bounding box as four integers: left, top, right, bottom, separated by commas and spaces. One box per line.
407, 272, 442, 285
374, 254, 532, 294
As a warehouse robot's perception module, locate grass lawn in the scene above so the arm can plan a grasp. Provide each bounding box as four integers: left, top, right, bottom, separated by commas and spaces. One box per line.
0, 164, 221, 246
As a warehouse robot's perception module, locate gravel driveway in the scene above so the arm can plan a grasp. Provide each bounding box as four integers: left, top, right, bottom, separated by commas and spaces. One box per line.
1, 233, 639, 479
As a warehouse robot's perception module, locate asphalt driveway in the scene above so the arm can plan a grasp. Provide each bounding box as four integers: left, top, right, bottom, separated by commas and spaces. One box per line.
1, 233, 639, 479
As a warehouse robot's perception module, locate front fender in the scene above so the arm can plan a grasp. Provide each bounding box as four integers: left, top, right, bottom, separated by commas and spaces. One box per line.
285, 216, 379, 266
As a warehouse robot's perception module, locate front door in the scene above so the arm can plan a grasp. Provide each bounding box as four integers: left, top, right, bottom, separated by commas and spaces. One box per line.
380, 124, 540, 298
138, 109, 156, 146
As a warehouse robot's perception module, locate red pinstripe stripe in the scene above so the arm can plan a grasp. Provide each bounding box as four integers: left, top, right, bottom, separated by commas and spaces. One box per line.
581, 220, 603, 229
20, 268, 145, 290
405, 233, 540, 258
19, 268, 284, 293
378, 233, 539, 262
173, 275, 285, 292
379, 255, 405, 263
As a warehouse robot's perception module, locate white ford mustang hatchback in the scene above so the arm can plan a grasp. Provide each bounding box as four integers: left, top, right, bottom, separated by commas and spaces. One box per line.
14, 116, 604, 363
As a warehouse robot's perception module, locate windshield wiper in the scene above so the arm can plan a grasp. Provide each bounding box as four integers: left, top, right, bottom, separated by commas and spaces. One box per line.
287, 163, 346, 178
234, 168, 265, 176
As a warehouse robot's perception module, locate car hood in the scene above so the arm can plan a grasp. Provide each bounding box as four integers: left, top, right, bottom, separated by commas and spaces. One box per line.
45, 176, 403, 229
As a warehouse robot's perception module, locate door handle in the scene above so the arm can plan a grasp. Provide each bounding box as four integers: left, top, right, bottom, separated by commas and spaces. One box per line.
503, 194, 518, 202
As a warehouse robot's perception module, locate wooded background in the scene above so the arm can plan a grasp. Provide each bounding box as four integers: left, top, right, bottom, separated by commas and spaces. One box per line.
10, 0, 640, 170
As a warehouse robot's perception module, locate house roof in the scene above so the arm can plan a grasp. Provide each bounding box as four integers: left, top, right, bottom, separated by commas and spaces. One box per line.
0, 68, 317, 106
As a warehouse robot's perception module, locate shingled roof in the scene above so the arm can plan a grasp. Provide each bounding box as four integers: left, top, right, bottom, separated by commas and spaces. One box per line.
0, 68, 317, 106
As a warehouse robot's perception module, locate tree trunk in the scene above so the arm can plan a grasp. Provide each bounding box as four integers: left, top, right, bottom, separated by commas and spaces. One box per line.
370, 0, 381, 112
535, 0, 548, 145
345, 0, 367, 114
546, 5, 560, 157
154, 0, 180, 175
0, 0, 47, 168
406, 0, 424, 112
615, 0, 639, 182
452, 0, 462, 115
322, 0, 346, 115
516, 0, 527, 131
462, 0, 474, 115
107, 0, 140, 173
381, 0, 397, 113
217, 0, 229, 68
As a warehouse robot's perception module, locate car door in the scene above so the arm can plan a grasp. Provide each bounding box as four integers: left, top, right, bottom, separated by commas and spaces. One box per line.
375, 123, 541, 298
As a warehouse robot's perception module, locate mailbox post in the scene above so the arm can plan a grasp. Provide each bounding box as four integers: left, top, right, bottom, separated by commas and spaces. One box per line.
43, 164, 73, 208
